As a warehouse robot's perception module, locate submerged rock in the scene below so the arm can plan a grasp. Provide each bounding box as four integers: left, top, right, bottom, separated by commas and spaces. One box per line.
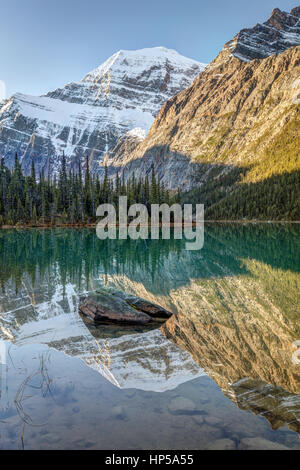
206, 439, 236, 450
168, 397, 197, 415
205, 416, 223, 427
238, 437, 290, 451
110, 405, 128, 421
79, 288, 173, 326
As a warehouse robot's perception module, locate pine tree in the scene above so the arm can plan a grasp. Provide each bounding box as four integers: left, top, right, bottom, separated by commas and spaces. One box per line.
0, 155, 175, 226
150, 165, 158, 204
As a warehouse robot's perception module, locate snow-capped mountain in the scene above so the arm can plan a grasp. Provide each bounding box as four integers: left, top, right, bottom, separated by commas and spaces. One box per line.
218, 6, 300, 63
0, 47, 205, 176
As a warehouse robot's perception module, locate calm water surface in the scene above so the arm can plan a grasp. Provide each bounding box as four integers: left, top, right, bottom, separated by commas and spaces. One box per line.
0, 224, 299, 450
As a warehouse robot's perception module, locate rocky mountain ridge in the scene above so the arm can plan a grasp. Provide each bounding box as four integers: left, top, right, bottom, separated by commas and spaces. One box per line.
216, 6, 300, 63
1, 6, 300, 219
112, 46, 299, 190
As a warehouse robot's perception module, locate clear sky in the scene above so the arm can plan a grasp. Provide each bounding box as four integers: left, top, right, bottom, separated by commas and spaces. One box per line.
0, 0, 298, 98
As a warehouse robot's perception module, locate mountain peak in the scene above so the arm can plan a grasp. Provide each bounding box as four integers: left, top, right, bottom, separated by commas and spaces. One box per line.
291, 6, 300, 17
82, 46, 204, 84
0, 47, 205, 176
268, 8, 287, 28
216, 5, 300, 63
116, 46, 181, 56
267, 6, 300, 29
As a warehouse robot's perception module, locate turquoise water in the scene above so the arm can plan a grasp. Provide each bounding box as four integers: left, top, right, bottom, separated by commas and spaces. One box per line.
0, 225, 299, 450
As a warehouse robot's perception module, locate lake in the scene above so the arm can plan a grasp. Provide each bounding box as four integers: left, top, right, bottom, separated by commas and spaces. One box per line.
0, 224, 299, 450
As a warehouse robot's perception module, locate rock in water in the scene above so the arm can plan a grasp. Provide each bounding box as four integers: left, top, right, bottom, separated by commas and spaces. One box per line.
79, 293, 151, 325
206, 439, 236, 451
79, 288, 173, 325
106, 288, 173, 319
168, 397, 197, 415
238, 437, 290, 451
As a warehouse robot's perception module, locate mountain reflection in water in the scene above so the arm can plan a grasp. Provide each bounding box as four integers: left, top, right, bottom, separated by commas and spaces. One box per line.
0, 225, 299, 449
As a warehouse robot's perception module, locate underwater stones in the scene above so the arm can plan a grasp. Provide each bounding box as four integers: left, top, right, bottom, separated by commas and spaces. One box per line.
110, 405, 128, 421
193, 415, 205, 425
205, 416, 224, 426
206, 439, 236, 450
168, 397, 197, 415
198, 424, 224, 441
238, 437, 290, 450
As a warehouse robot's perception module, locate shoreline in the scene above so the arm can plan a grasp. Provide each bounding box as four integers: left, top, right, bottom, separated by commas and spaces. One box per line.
1, 220, 300, 230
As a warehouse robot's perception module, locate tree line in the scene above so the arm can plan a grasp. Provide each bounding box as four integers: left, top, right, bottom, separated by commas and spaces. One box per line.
183, 166, 300, 221
0, 154, 180, 227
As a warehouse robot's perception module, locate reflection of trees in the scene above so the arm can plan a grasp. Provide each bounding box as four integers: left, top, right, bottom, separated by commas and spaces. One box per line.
205, 223, 300, 273
0, 229, 183, 293
0, 224, 300, 295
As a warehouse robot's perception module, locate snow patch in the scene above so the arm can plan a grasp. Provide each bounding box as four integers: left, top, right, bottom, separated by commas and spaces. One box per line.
126, 127, 147, 140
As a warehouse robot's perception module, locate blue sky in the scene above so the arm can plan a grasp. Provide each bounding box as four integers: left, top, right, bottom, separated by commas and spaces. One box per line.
0, 0, 298, 97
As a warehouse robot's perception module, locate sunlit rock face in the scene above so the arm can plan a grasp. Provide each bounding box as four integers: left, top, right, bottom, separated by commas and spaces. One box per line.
118, 45, 300, 190
0, 48, 205, 177
116, 7, 300, 191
